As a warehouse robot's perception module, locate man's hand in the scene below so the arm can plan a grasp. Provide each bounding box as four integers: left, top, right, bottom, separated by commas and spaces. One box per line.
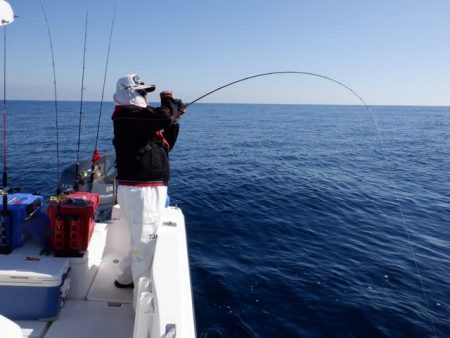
160, 91, 174, 100
175, 99, 186, 113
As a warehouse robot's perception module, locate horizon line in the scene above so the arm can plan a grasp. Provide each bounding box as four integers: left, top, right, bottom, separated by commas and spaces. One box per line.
5, 99, 450, 108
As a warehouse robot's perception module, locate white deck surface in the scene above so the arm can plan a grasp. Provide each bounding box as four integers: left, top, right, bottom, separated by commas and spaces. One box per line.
87, 254, 133, 304
14, 321, 48, 338
45, 300, 134, 338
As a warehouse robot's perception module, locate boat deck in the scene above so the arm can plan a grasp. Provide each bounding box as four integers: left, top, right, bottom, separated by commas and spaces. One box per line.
8, 205, 195, 338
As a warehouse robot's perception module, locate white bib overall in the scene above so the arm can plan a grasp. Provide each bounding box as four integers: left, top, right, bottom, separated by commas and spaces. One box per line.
116, 185, 167, 307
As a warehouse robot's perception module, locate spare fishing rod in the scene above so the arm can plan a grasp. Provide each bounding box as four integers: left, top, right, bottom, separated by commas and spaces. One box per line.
1, 0, 16, 190
2, 25, 8, 254
74, 10, 89, 192
88, 5, 116, 193
2, 25, 7, 190
39, 0, 61, 196
0, 0, 15, 254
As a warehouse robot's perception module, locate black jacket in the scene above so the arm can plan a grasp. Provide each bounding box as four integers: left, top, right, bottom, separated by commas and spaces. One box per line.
112, 98, 183, 185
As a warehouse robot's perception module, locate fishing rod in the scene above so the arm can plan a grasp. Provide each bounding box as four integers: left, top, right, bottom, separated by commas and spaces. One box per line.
2, 25, 7, 190
1, 0, 16, 190
38, 0, 61, 196
88, 5, 116, 192
74, 10, 89, 192
1, 11, 9, 254
186, 71, 370, 111
1, 26, 7, 253
0, 0, 16, 254
0, 28, 5, 253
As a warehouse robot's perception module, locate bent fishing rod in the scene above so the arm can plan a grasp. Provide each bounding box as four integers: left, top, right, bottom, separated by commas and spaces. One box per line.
185, 71, 371, 113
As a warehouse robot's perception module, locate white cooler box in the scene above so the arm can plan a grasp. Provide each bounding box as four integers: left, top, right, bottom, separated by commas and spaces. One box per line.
0, 255, 70, 321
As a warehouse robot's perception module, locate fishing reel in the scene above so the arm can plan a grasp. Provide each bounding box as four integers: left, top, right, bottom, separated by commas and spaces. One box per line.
75, 165, 101, 188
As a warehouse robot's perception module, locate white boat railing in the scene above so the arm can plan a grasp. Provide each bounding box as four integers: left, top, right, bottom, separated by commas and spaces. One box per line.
133, 277, 157, 338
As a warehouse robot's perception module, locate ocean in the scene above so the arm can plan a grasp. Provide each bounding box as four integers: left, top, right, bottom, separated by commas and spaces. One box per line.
4, 101, 450, 337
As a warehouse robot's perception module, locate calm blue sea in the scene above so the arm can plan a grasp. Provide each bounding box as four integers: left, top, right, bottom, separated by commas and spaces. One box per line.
4, 101, 450, 337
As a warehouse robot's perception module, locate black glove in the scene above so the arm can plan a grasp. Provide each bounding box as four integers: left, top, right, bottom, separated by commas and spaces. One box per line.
161, 91, 186, 114
175, 99, 186, 113
160, 91, 174, 100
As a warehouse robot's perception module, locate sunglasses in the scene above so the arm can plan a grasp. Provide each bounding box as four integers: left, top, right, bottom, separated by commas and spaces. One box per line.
137, 90, 147, 97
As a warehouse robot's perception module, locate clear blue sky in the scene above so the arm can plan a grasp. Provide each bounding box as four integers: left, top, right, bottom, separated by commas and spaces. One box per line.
4, 0, 450, 105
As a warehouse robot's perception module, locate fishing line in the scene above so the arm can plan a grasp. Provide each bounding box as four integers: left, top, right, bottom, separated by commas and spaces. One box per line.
187, 71, 438, 337
362, 107, 439, 338
89, 5, 116, 192
74, 10, 89, 192
38, 0, 61, 195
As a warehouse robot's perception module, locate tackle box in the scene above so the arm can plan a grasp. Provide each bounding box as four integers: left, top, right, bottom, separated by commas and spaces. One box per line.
0, 193, 43, 253
47, 192, 99, 253
0, 254, 70, 320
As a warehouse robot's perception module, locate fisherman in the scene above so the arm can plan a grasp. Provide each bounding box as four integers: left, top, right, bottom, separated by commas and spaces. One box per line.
111, 74, 184, 307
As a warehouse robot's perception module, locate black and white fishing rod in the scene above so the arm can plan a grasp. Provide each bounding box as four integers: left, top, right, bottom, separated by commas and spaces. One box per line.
74, 10, 89, 192
38, 0, 61, 196
88, 5, 116, 192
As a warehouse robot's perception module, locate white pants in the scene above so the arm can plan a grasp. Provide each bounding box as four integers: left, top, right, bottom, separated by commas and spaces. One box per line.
116, 185, 167, 307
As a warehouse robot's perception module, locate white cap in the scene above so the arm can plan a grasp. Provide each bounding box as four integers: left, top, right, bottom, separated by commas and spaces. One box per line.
116, 74, 155, 93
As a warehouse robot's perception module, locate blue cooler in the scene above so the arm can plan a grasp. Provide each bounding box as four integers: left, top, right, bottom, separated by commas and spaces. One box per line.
24, 211, 51, 248
0, 193, 43, 252
0, 255, 70, 320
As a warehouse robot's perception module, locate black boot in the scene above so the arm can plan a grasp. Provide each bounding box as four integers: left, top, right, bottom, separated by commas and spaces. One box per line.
114, 280, 134, 289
